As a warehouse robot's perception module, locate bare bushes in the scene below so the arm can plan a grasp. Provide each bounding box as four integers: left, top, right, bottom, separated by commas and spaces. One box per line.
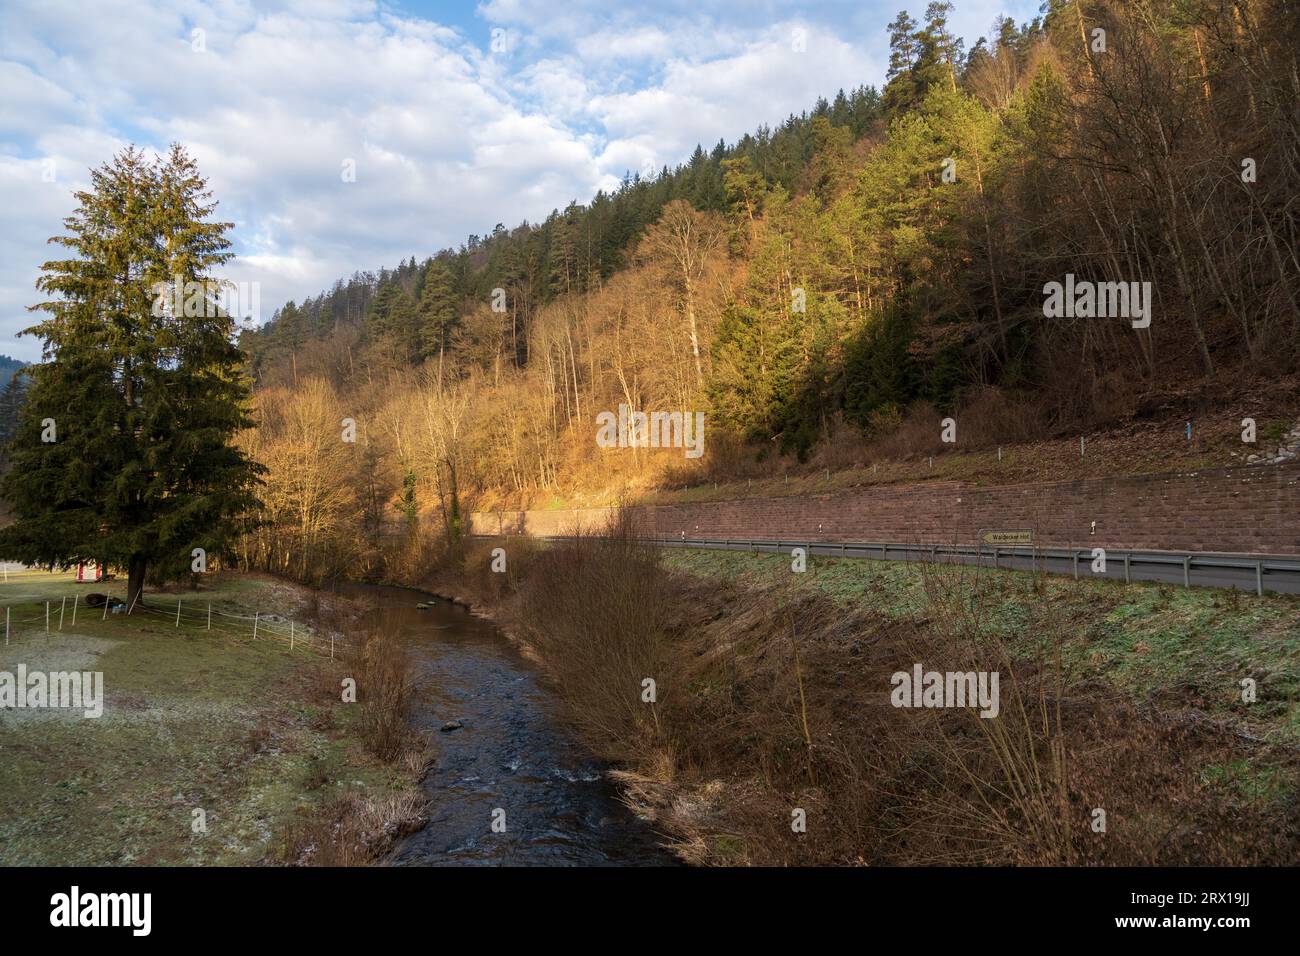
869, 558, 1078, 864
512, 532, 1294, 864
461, 533, 541, 604
862, 391, 1050, 463
343, 623, 416, 763
494, 505, 1295, 864
515, 509, 674, 770
276, 792, 427, 866
951, 386, 1052, 446
274, 614, 429, 867
825, 558, 1289, 865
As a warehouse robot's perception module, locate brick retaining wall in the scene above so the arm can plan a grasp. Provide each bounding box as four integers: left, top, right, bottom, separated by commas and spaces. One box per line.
471, 462, 1300, 555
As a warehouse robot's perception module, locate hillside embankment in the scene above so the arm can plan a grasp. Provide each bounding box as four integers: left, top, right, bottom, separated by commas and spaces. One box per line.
470, 403, 1300, 516
426, 527, 1300, 866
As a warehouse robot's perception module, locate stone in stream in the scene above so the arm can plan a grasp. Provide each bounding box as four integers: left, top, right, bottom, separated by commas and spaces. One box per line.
441, 720, 464, 732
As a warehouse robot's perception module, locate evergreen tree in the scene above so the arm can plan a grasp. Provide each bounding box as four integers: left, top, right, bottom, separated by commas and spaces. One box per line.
0, 370, 30, 448
0, 145, 263, 607
394, 469, 418, 533
417, 259, 459, 364
808, 117, 855, 203
369, 283, 419, 361
884, 10, 922, 115
922, 1, 963, 91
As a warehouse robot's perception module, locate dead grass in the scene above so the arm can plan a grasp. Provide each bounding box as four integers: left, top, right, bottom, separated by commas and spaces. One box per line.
275, 792, 428, 866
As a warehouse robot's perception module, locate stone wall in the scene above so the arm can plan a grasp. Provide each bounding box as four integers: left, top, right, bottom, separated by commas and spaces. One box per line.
470, 462, 1300, 555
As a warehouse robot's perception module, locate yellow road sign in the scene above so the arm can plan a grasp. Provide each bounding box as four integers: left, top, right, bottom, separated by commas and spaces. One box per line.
980, 529, 1033, 546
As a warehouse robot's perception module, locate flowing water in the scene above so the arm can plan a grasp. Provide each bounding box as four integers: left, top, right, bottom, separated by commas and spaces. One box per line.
347, 585, 674, 866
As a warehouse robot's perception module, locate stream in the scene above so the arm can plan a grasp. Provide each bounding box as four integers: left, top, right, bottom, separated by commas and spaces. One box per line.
345, 585, 675, 866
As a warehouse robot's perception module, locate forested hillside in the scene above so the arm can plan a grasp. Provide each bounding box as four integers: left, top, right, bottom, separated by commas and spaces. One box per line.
0, 356, 30, 447
237, 0, 1300, 583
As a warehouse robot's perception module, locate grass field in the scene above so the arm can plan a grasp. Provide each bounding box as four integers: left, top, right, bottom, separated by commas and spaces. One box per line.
0, 569, 418, 866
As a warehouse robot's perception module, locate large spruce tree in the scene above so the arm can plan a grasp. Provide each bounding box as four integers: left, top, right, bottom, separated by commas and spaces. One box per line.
0, 145, 263, 608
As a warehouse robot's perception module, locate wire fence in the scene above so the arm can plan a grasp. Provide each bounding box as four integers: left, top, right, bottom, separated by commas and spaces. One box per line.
0, 591, 351, 660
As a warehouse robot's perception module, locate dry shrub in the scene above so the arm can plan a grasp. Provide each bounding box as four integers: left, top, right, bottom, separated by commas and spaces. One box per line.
662, 428, 767, 488
245, 718, 272, 755
864, 400, 947, 462
953, 386, 1049, 447
828, 558, 1293, 866
343, 623, 415, 762
857, 391, 1048, 464
462, 533, 541, 603
276, 792, 428, 866
380, 521, 448, 585
862, 558, 1078, 864
1036, 346, 1142, 431
844, 560, 1294, 865
516, 508, 674, 770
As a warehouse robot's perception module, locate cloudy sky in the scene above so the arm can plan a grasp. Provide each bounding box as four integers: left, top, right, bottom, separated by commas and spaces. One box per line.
0, 0, 1040, 361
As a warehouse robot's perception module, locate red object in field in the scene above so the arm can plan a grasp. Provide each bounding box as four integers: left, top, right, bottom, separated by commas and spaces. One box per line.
76, 562, 104, 583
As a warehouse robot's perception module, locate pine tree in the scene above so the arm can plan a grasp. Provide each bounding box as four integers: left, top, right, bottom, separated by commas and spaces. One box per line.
884, 11, 924, 116
886, 11, 920, 79
0, 371, 30, 448
722, 155, 769, 247
416, 259, 459, 364
0, 145, 264, 608
808, 116, 854, 203
369, 283, 419, 361
923, 1, 963, 92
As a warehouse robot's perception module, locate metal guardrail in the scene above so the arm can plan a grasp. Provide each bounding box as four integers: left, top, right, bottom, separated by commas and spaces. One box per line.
476, 533, 1300, 596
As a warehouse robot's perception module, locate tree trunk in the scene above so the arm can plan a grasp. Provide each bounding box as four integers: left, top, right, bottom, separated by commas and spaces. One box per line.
684, 277, 703, 389
445, 457, 463, 562
127, 555, 147, 610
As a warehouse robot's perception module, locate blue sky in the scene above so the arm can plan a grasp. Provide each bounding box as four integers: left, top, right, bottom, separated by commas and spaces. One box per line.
0, 0, 1041, 361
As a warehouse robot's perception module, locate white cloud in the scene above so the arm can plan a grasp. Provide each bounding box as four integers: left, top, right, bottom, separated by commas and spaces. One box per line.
587, 23, 884, 177
0, 0, 1041, 361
